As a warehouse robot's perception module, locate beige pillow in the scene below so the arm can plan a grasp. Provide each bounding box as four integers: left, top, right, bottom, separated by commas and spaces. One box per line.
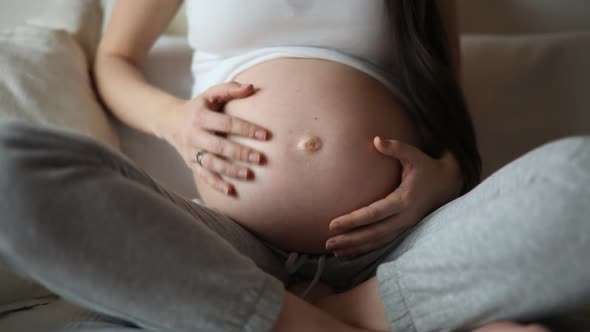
0, 27, 118, 148
0, 0, 118, 310
462, 32, 590, 178
28, 0, 104, 62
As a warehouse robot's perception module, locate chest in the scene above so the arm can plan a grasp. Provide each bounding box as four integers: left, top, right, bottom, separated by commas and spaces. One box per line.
186, 0, 393, 64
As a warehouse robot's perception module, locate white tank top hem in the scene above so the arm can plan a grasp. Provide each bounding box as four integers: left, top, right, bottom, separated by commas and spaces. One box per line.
190, 46, 403, 99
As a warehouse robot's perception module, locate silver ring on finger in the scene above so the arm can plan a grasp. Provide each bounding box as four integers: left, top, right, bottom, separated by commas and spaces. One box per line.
196, 150, 207, 166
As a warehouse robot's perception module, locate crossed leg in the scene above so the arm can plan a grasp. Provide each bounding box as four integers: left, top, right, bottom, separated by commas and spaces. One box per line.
0, 120, 365, 332
1, 120, 587, 332
317, 136, 590, 331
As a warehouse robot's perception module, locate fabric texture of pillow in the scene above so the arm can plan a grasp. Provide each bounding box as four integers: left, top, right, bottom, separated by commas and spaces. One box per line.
0, 28, 118, 148
27, 0, 104, 62
462, 32, 590, 178
0, 0, 118, 311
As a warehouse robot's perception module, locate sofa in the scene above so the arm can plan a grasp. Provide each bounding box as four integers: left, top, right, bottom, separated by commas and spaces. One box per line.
0, 0, 589, 331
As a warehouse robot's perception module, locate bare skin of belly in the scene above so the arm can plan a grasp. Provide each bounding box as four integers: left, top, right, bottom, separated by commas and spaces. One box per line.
194, 58, 419, 253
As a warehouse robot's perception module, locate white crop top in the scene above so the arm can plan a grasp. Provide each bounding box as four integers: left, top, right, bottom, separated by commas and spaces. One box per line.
186, 0, 399, 97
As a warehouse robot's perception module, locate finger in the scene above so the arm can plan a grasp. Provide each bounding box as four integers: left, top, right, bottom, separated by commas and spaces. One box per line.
329, 192, 407, 232
192, 163, 234, 196
194, 131, 264, 165
327, 222, 399, 256
195, 110, 269, 141
204, 81, 255, 109
189, 151, 251, 180
374, 137, 423, 165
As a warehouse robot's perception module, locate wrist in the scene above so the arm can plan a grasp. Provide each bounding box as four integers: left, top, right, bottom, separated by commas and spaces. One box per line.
151, 97, 187, 142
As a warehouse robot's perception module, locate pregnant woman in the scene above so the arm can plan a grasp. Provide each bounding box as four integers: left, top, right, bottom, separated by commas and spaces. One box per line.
0, 1, 588, 332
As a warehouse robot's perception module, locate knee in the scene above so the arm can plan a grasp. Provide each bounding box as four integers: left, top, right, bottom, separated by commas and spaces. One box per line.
0, 120, 36, 186
545, 135, 590, 178
0, 120, 40, 249
546, 135, 590, 152
510, 135, 590, 181
536, 135, 590, 162
524, 136, 590, 227
0, 120, 81, 256
0, 120, 72, 218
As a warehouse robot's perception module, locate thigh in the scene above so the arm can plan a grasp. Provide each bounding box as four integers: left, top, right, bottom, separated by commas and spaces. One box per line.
186, 198, 289, 281
376, 136, 590, 332
0, 120, 285, 332
0, 119, 287, 281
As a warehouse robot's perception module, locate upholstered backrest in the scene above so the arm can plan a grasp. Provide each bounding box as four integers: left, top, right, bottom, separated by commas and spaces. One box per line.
458, 0, 590, 35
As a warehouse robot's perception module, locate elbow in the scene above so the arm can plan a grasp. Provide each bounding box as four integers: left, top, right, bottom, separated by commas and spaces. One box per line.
92, 46, 143, 92
92, 49, 111, 96
96, 43, 144, 69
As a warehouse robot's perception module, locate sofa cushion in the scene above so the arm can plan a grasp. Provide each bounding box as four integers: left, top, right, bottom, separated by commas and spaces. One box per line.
462, 32, 590, 178
459, 0, 590, 35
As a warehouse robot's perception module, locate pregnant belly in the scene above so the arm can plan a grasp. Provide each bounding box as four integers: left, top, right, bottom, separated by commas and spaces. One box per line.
194, 58, 418, 253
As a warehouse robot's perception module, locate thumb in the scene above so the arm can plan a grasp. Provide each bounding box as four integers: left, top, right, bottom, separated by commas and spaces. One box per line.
205, 81, 255, 109
374, 137, 421, 165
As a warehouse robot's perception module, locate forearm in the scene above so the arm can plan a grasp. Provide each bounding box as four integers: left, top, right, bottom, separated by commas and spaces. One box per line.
94, 53, 183, 139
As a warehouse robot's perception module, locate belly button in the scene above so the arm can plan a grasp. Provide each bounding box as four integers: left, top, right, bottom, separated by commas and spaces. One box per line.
297, 135, 322, 153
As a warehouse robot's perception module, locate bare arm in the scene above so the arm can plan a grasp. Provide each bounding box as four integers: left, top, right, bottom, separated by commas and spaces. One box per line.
94, 0, 183, 138
95, 1, 271, 195
437, 0, 461, 79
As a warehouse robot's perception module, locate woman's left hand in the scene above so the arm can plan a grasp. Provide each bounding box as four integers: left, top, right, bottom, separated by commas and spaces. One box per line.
325, 136, 463, 256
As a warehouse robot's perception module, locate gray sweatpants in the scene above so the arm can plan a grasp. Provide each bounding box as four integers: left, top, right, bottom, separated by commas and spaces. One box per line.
0, 119, 589, 332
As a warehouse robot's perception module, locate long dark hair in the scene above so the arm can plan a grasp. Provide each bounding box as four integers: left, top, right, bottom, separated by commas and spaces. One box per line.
388, 1, 481, 194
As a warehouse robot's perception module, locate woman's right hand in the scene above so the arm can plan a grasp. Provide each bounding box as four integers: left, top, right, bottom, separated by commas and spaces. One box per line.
160, 81, 270, 196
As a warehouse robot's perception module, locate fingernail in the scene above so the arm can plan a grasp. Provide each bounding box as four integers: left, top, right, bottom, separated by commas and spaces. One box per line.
330, 222, 340, 230
225, 185, 233, 195
326, 240, 337, 249
255, 129, 267, 140
248, 152, 260, 164
238, 169, 249, 179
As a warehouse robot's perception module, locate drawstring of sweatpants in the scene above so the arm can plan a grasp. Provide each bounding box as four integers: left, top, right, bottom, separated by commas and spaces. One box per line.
284, 252, 327, 300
